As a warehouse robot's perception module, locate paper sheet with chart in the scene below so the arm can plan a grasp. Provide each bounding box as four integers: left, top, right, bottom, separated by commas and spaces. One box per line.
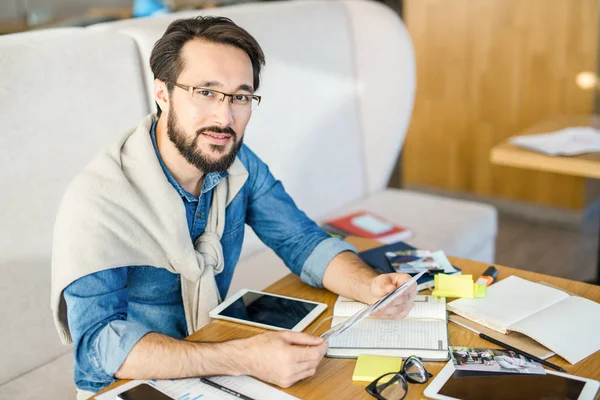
95, 375, 299, 400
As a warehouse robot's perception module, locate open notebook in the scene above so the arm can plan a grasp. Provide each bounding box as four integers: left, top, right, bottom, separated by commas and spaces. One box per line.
447, 276, 600, 364
327, 295, 449, 360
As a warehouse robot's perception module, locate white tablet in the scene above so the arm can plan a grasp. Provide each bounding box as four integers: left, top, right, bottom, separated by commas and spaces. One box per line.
424, 360, 600, 400
209, 289, 327, 332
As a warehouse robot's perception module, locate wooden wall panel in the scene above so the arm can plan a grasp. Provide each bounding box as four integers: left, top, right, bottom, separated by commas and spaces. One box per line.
402, 0, 598, 209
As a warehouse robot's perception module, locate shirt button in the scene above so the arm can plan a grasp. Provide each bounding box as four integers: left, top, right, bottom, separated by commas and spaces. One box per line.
196, 212, 202, 219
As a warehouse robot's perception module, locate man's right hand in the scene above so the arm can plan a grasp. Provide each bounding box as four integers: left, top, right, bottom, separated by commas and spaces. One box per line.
235, 331, 328, 388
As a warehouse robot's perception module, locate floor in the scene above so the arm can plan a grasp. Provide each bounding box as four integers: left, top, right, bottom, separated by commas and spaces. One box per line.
494, 213, 597, 282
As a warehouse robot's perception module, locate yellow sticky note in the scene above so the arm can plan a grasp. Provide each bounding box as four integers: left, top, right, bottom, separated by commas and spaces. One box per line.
352, 354, 403, 382
437, 274, 473, 295
432, 274, 486, 298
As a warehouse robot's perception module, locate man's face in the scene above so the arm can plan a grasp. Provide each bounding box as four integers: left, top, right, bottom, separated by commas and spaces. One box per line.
164, 40, 254, 173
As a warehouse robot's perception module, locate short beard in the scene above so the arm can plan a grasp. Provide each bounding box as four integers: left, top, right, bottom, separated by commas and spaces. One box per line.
167, 108, 243, 173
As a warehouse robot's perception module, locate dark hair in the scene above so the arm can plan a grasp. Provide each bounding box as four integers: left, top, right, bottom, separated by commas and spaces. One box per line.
150, 16, 266, 117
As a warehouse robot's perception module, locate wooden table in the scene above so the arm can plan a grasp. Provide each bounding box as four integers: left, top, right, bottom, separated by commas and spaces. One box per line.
490, 115, 600, 284
96, 237, 600, 399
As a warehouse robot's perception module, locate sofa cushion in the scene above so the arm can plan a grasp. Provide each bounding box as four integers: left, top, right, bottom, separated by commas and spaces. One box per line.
0, 352, 75, 400
0, 259, 72, 386
0, 28, 148, 385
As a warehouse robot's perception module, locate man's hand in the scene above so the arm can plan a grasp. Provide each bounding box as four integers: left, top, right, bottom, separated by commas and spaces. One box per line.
323, 252, 417, 319
236, 331, 328, 388
368, 273, 417, 319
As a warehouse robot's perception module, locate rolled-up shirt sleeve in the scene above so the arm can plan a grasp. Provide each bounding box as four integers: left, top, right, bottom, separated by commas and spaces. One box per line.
64, 268, 152, 382
299, 237, 357, 288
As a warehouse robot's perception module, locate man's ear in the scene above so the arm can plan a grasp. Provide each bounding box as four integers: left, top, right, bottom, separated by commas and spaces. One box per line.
154, 79, 169, 114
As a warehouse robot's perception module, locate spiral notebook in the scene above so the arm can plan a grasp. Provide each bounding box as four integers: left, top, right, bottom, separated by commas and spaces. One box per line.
326, 295, 450, 360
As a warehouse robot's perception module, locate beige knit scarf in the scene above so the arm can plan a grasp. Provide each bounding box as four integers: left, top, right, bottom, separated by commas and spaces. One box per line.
51, 114, 248, 344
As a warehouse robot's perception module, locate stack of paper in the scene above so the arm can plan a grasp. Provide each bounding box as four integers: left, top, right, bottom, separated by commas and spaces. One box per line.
448, 314, 555, 360
431, 274, 486, 298
510, 127, 600, 156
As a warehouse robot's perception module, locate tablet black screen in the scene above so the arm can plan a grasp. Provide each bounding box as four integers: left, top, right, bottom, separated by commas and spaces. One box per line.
439, 372, 585, 400
219, 292, 318, 329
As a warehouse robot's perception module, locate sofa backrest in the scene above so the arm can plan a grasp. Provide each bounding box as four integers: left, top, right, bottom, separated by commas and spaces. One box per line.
0, 28, 148, 385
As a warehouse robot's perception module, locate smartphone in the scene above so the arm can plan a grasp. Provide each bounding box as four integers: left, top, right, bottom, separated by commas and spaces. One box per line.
117, 383, 173, 400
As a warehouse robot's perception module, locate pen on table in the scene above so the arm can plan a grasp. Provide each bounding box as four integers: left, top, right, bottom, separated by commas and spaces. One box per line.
199, 377, 256, 400
478, 333, 566, 372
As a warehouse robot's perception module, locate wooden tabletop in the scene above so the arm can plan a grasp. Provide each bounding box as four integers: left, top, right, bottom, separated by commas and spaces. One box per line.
490, 115, 600, 179
95, 237, 600, 399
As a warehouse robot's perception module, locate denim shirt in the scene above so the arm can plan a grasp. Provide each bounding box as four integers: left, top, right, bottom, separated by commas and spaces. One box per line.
63, 123, 356, 392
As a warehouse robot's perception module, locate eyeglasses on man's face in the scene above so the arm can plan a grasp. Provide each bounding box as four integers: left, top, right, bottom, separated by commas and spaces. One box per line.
168, 82, 261, 112
365, 356, 433, 400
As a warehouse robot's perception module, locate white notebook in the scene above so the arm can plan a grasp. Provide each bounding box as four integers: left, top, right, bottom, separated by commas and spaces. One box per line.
446, 276, 600, 364
327, 295, 449, 360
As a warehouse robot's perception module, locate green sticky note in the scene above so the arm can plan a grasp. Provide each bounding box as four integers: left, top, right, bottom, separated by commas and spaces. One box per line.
352, 354, 403, 382
474, 283, 487, 297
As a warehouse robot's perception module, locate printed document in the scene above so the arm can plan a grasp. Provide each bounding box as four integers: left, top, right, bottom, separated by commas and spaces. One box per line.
96, 375, 299, 400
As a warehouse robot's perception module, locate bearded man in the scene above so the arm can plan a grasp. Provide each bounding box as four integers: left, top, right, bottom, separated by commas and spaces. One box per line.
51, 16, 416, 399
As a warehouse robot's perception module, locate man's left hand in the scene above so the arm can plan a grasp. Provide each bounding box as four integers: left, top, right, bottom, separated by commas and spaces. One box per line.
368, 273, 417, 319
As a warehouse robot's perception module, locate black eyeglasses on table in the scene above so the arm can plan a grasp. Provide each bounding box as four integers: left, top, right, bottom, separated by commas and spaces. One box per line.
365, 356, 433, 400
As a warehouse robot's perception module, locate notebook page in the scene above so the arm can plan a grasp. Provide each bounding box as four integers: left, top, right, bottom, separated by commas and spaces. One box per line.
329, 319, 447, 351
333, 295, 445, 319
509, 296, 600, 364
446, 276, 569, 334
409, 295, 446, 320
333, 296, 368, 316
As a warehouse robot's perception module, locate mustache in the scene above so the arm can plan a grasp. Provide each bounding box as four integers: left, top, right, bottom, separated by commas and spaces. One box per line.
197, 126, 237, 138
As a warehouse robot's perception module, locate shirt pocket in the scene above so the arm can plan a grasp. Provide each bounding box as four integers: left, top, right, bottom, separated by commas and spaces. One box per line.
127, 266, 181, 302
222, 191, 246, 244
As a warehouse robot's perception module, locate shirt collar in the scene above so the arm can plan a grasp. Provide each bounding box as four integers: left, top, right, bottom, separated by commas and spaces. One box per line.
150, 122, 227, 202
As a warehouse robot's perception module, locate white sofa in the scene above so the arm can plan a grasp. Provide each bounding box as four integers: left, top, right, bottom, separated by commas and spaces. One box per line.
0, 0, 497, 398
